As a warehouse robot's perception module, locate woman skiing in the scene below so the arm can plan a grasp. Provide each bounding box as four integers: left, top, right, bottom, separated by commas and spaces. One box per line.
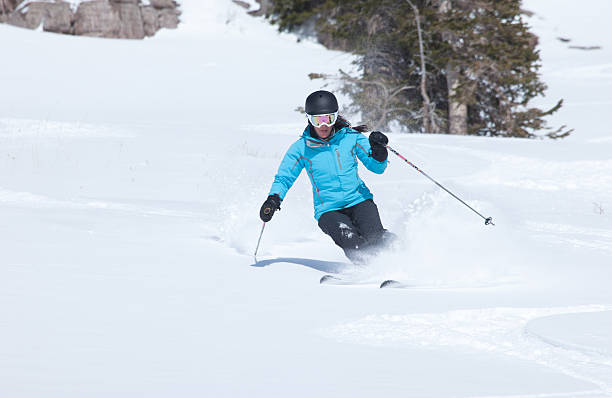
259, 90, 393, 263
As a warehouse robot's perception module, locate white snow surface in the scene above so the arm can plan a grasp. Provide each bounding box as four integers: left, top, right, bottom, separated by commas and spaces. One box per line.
1, 0, 612, 397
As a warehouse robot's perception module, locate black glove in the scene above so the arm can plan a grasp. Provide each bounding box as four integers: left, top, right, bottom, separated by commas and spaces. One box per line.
369, 131, 388, 162
259, 194, 282, 222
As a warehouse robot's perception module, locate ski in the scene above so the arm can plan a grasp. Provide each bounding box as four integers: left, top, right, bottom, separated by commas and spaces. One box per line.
320, 275, 410, 289
379, 279, 409, 289
319, 274, 342, 284
319, 274, 369, 286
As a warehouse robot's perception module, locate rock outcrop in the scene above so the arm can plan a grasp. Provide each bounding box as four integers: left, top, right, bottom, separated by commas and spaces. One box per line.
248, 0, 272, 17
0, 0, 180, 39
0, 0, 20, 19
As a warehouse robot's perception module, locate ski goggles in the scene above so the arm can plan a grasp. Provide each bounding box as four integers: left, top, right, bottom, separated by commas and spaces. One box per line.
307, 112, 338, 128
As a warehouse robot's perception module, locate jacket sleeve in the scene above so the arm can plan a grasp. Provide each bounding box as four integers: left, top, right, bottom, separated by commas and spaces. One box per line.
268, 141, 304, 200
355, 133, 387, 174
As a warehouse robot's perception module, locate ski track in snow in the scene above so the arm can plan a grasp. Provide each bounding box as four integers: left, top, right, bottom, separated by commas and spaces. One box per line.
0, 187, 204, 218
548, 63, 612, 80
423, 144, 612, 196
0, 118, 132, 139
404, 140, 612, 198
466, 390, 604, 398
525, 222, 612, 255
392, 141, 612, 258
321, 306, 612, 397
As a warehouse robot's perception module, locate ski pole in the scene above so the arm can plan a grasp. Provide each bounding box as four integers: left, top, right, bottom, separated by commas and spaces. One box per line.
387, 144, 495, 226
253, 222, 266, 262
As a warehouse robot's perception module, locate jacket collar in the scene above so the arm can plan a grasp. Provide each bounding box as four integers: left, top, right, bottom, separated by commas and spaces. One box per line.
301, 125, 350, 146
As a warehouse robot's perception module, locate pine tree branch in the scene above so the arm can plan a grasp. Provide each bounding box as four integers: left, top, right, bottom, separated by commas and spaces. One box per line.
388, 85, 417, 101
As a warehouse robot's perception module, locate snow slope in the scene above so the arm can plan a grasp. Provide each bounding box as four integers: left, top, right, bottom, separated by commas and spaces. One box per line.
1, 0, 611, 397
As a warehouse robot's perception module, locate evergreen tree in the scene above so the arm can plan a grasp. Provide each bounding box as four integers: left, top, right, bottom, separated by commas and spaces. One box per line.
267, 0, 570, 138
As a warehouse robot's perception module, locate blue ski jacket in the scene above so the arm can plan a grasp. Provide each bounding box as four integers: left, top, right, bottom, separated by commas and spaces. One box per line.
268, 126, 387, 220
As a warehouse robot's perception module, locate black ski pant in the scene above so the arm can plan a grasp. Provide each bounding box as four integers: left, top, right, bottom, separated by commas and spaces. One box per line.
318, 199, 391, 263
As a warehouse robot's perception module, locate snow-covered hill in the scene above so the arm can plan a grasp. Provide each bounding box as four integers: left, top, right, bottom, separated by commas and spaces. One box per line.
1, 1, 611, 397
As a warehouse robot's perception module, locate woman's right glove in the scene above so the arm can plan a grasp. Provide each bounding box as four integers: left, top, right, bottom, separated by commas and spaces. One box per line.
259, 194, 282, 222
369, 131, 388, 162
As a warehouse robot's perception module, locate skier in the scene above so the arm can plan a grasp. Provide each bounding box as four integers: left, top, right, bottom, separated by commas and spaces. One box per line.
259, 90, 394, 263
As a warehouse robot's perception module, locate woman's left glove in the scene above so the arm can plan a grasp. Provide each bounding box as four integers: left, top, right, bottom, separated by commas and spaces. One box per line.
259, 194, 282, 222
369, 131, 388, 162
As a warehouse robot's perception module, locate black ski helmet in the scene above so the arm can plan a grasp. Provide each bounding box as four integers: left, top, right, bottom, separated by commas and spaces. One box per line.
305, 90, 338, 115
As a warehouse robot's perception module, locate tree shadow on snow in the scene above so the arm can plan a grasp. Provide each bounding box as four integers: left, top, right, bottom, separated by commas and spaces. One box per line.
251, 257, 350, 274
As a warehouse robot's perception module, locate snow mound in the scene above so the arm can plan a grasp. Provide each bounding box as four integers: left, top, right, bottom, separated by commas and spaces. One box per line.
322, 305, 612, 394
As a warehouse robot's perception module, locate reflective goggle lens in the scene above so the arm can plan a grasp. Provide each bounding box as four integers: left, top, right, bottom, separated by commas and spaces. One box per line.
308, 112, 338, 127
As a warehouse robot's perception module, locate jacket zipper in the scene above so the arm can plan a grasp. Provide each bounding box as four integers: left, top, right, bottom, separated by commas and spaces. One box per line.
307, 169, 325, 204
332, 146, 343, 190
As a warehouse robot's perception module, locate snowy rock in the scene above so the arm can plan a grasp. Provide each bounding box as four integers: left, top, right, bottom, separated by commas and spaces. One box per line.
114, 2, 145, 39
0, 1, 13, 23
4, 8, 27, 27
140, 4, 156, 36
1, 0, 180, 38
0, 0, 20, 19
73, 0, 121, 37
156, 6, 177, 28
41, 2, 73, 33
20, 2, 50, 28
149, 0, 175, 9
248, 0, 272, 16
3, 1, 73, 33
232, 0, 250, 10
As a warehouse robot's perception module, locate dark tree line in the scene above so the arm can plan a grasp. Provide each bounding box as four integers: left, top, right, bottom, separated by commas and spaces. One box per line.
265, 0, 571, 138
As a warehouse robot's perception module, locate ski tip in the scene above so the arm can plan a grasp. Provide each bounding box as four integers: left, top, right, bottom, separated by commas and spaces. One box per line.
320, 274, 340, 284
380, 279, 402, 289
